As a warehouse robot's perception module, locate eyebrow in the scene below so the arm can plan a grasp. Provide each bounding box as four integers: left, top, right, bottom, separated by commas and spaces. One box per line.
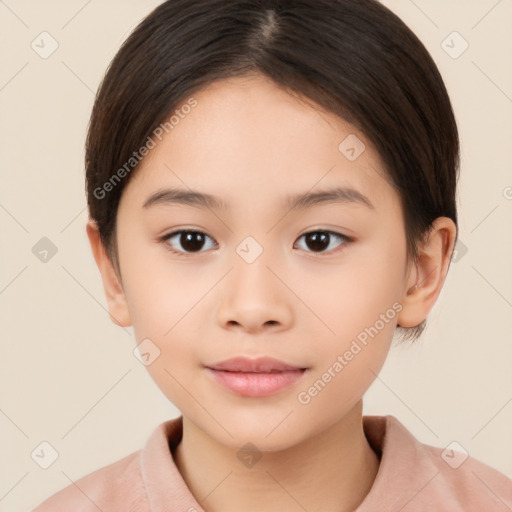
142, 186, 375, 212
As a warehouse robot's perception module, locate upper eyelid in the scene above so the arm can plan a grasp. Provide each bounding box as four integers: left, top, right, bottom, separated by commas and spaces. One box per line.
164, 227, 347, 239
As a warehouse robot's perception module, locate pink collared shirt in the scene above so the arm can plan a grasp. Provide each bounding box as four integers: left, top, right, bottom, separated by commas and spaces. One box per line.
32, 415, 512, 511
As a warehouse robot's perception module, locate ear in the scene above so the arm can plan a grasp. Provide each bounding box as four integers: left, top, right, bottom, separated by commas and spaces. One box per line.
86, 219, 132, 327
397, 217, 457, 328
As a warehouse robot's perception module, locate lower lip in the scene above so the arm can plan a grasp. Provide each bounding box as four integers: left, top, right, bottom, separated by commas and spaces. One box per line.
206, 368, 307, 397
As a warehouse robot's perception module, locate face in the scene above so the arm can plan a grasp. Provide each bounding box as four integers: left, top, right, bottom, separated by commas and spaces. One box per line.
113, 73, 413, 450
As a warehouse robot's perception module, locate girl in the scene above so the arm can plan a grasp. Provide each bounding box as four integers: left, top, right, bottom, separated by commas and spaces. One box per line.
33, 0, 512, 510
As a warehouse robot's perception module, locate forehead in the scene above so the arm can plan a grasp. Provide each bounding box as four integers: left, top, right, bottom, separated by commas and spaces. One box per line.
121, 74, 397, 214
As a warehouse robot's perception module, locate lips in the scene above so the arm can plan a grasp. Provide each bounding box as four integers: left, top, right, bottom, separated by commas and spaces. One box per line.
205, 356, 306, 373
205, 356, 308, 397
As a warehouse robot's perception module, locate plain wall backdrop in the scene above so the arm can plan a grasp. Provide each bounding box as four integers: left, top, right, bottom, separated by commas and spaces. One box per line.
0, 0, 511, 510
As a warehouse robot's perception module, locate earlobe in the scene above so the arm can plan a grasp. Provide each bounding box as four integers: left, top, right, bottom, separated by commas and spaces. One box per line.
397, 217, 457, 329
86, 219, 132, 328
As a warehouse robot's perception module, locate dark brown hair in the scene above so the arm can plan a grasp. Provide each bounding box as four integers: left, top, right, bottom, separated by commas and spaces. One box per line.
85, 0, 460, 343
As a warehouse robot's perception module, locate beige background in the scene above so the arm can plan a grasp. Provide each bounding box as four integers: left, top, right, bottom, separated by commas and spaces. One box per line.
0, 0, 511, 510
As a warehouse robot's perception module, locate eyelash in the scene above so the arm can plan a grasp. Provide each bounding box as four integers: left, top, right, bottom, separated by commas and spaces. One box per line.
158, 229, 353, 258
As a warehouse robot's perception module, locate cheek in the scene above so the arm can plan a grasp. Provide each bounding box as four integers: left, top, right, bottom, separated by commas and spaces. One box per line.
298, 290, 398, 416
119, 233, 207, 334
296, 333, 392, 424
303, 249, 404, 339
298, 237, 403, 389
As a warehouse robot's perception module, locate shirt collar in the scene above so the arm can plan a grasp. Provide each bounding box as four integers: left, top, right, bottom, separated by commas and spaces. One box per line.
139, 414, 437, 512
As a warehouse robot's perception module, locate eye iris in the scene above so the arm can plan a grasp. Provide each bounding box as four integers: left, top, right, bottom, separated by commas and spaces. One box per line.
181, 231, 205, 252
306, 232, 330, 252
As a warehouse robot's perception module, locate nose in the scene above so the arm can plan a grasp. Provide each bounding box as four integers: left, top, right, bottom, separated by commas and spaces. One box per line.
216, 253, 294, 334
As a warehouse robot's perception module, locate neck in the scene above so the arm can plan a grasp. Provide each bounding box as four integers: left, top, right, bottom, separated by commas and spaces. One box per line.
173, 401, 380, 512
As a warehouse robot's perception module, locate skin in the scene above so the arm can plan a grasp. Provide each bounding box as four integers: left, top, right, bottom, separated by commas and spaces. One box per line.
87, 73, 456, 512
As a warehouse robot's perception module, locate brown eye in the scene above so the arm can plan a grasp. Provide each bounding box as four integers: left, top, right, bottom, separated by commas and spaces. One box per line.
162, 230, 216, 255
295, 230, 351, 254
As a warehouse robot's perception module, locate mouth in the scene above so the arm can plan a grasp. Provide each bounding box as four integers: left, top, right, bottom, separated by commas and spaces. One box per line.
205, 355, 308, 373
211, 369, 302, 373
204, 356, 309, 396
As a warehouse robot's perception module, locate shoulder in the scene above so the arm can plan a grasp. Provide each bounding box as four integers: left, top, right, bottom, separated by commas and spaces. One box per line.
361, 415, 512, 512
31, 449, 149, 511
418, 440, 512, 510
